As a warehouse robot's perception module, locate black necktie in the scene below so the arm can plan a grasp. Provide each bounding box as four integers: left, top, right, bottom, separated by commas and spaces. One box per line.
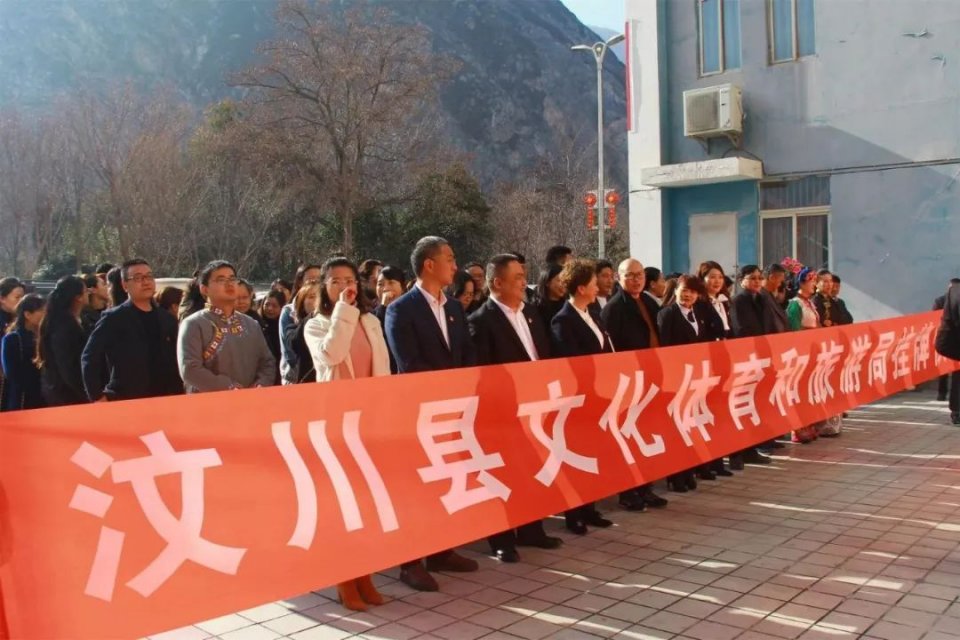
686, 311, 695, 323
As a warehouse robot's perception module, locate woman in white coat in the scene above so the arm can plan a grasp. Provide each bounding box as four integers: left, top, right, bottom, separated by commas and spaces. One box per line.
304, 257, 390, 610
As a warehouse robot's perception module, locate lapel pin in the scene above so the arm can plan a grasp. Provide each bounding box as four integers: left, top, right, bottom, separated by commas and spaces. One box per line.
448, 315, 455, 323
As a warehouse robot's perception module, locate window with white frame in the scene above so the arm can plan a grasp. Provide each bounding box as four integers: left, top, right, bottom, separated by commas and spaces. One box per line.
768, 0, 815, 63
699, 0, 741, 76
760, 177, 830, 269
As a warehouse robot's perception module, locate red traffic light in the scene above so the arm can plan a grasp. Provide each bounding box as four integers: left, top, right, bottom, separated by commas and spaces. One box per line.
605, 191, 620, 205
584, 192, 598, 207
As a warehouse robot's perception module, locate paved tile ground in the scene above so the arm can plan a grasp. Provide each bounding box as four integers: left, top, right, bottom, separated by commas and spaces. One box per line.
154, 388, 960, 640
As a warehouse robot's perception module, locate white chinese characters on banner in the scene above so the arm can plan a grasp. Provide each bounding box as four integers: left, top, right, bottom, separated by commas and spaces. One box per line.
891, 328, 917, 380
517, 381, 597, 486
272, 413, 399, 550
769, 348, 810, 416
808, 341, 844, 404
417, 396, 511, 514
915, 322, 936, 371
869, 331, 896, 385
69, 433, 247, 602
599, 371, 666, 463
728, 354, 771, 431
840, 335, 872, 394
668, 361, 721, 446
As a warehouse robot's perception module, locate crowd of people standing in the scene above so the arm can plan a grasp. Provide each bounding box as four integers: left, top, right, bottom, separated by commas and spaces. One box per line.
0, 238, 858, 611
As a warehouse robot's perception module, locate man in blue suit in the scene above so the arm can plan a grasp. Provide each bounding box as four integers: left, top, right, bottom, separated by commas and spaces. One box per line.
385, 236, 478, 592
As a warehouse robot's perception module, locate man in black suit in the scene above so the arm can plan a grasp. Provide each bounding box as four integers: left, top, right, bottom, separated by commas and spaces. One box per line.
760, 264, 790, 335
384, 236, 478, 592
81, 259, 183, 401
468, 254, 563, 563
934, 278, 960, 401
831, 276, 854, 326
601, 258, 669, 510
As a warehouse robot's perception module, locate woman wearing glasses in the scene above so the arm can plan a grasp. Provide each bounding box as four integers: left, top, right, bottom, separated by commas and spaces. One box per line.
304, 256, 390, 612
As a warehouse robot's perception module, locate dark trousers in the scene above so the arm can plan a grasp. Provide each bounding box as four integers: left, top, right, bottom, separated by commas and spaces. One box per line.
565, 502, 599, 527
940, 374, 950, 398
949, 371, 960, 414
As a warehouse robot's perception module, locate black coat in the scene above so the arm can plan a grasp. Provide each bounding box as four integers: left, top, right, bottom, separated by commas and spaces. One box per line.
657, 302, 723, 347
468, 298, 552, 365
550, 301, 613, 357
81, 300, 183, 401
41, 317, 88, 406
384, 286, 476, 373
730, 291, 765, 338
936, 284, 960, 360
1, 330, 44, 411
600, 289, 661, 351
760, 288, 790, 334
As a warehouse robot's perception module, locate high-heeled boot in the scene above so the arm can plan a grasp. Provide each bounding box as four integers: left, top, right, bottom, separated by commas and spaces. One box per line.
337, 579, 367, 611
356, 574, 385, 605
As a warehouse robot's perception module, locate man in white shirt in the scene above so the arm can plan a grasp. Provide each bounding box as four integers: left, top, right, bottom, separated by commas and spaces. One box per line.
468, 254, 563, 562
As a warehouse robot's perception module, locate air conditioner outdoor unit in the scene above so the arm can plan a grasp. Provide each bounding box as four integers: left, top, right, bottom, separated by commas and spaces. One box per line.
683, 84, 743, 140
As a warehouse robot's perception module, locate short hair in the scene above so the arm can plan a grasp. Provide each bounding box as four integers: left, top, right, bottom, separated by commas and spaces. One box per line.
817, 268, 832, 277
410, 236, 449, 276
510, 251, 527, 265
121, 258, 150, 281
0, 277, 24, 299
358, 259, 383, 281
559, 259, 596, 298
445, 270, 475, 301
738, 264, 761, 280
596, 259, 614, 274
379, 265, 407, 288
82, 274, 100, 289
199, 260, 236, 286
764, 263, 787, 277
545, 245, 573, 265
675, 274, 708, 299
643, 267, 662, 291
154, 285, 183, 310
833, 275, 842, 284
951, 278, 960, 285
485, 254, 521, 287
95, 263, 115, 276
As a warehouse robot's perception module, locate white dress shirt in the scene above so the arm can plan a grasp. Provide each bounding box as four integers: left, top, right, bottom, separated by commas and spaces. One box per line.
681, 305, 699, 335
491, 297, 539, 361
644, 290, 664, 307
417, 283, 450, 348
574, 303, 606, 349
710, 294, 731, 332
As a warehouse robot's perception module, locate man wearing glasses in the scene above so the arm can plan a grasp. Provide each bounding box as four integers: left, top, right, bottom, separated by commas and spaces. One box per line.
178, 260, 276, 393
81, 259, 184, 401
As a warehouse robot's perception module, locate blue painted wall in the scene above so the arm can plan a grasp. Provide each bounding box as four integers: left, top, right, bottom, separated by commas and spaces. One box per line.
657, 0, 960, 318
666, 181, 759, 273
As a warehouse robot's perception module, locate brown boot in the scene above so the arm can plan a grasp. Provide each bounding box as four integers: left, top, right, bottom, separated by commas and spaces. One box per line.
399, 561, 439, 592
337, 580, 367, 611
425, 550, 479, 573
356, 574, 385, 605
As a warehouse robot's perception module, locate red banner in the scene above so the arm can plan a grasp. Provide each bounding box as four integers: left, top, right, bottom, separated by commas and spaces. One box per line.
0, 311, 955, 639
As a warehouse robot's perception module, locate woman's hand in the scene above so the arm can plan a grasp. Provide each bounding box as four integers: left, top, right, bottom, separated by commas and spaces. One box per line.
339, 285, 358, 305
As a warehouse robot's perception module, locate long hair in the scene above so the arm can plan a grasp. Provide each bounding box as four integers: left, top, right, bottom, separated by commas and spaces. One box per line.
178, 277, 206, 322
536, 263, 564, 302
8, 293, 46, 335
318, 257, 371, 316
106, 267, 128, 307
292, 282, 321, 323
35, 276, 85, 368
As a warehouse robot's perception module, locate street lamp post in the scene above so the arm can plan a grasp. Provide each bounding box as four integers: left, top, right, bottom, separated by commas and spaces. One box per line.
572, 33, 624, 259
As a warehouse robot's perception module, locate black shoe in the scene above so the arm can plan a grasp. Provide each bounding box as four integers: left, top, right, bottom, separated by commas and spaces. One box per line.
619, 495, 647, 512
667, 479, 688, 493
685, 476, 698, 491
743, 450, 772, 465
697, 470, 717, 480
952, 412, 960, 426
492, 548, 520, 563
640, 489, 668, 508
842, 412, 850, 418
583, 512, 613, 528
715, 468, 734, 477
516, 534, 563, 549
729, 455, 745, 471
566, 521, 588, 535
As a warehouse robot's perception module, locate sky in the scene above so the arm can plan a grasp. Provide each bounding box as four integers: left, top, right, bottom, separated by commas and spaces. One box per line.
561, 0, 624, 32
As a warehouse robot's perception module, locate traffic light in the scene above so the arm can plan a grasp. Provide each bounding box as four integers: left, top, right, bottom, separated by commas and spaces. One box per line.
604, 190, 619, 229
584, 190, 598, 230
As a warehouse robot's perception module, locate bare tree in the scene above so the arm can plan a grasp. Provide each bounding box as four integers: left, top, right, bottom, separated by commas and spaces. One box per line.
231, 0, 456, 256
